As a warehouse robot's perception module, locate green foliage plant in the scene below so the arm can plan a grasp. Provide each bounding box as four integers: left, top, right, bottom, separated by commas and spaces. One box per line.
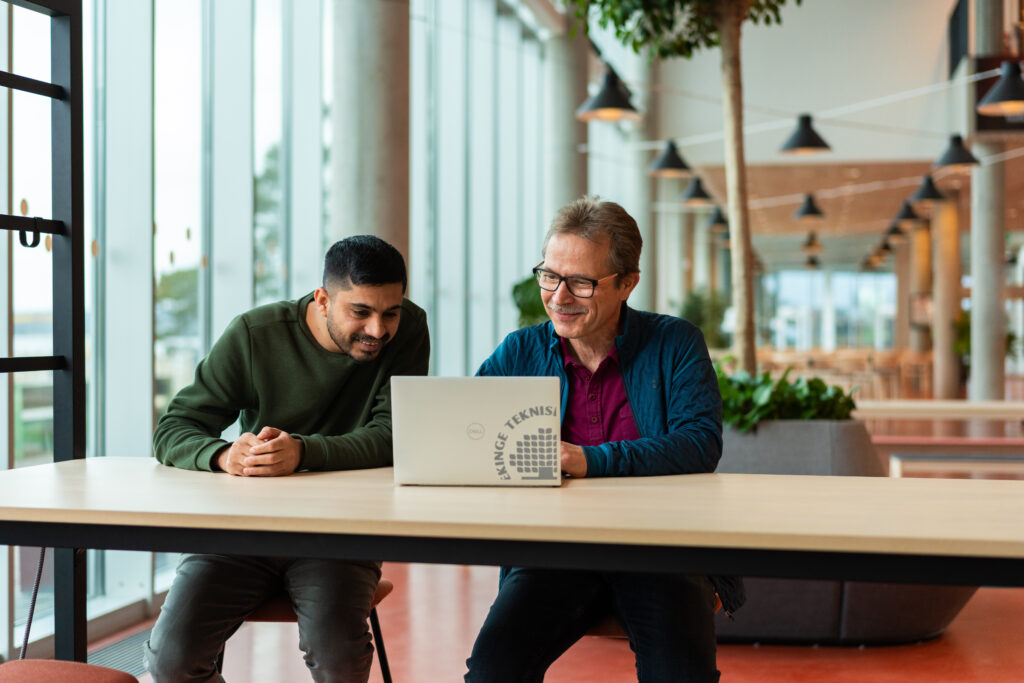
715, 360, 857, 433
565, 0, 799, 60
679, 287, 730, 348
512, 275, 550, 328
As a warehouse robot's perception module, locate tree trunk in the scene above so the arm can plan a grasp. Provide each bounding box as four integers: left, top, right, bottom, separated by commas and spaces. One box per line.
716, 1, 756, 374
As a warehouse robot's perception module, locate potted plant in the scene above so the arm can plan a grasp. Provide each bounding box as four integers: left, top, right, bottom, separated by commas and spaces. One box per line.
712, 361, 977, 645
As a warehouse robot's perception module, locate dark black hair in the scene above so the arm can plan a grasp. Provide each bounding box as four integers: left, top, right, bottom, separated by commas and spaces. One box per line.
323, 235, 407, 293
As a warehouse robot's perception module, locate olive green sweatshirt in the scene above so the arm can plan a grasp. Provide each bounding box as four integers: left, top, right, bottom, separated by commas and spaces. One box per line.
153, 292, 430, 472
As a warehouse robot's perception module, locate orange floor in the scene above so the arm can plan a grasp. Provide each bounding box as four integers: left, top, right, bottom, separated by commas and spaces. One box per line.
130, 562, 1024, 682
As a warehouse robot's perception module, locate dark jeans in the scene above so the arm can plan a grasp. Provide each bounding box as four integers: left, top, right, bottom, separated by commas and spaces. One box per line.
144, 554, 381, 683
465, 568, 720, 683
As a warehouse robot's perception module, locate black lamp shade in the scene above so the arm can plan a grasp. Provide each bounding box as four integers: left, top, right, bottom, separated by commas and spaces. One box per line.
649, 140, 691, 177
801, 231, 822, 255
886, 222, 907, 245
707, 205, 728, 232
794, 193, 824, 221
895, 199, 922, 228
681, 176, 713, 206
934, 134, 979, 172
977, 61, 1024, 117
910, 175, 944, 207
804, 254, 821, 269
576, 68, 642, 123
780, 114, 831, 155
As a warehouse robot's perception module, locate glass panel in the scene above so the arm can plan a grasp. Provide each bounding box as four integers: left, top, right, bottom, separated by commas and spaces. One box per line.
154, 0, 203, 581
11, 4, 55, 643
254, 0, 285, 305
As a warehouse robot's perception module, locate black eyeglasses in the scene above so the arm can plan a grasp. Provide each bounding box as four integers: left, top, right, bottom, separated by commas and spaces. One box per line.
532, 264, 619, 299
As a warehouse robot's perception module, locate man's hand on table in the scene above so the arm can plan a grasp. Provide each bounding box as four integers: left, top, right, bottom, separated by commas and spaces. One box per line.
215, 426, 303, 477
560, 441, 587, 478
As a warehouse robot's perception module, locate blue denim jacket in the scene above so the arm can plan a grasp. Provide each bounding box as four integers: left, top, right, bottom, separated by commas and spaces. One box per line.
478, 305, 723, 477
478, 304, 745, 614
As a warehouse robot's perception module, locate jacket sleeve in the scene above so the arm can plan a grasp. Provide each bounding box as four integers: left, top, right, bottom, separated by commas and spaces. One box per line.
583, 326, 723, 477
153, 315, 255, 471
296, 305, 431, 471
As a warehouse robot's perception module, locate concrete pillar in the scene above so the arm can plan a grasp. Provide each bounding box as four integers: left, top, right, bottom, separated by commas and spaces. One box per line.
894, 242, 910, 348
693, 218, 710, 289
682, 212, 695, 295
909, 225, 932, 352
970, 0, 1006, 399
655, 181, 683, 315
969, 140, 1006, 400
542, 17, 588, 221
709, 231, 720, 293
630, 62, 657, 312
330, 0, 410, 257
932, 200, 961, 398
821, 270, 836, 350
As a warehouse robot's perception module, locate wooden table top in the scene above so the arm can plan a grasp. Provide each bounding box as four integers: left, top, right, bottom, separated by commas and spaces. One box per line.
2, 457, 1024, 562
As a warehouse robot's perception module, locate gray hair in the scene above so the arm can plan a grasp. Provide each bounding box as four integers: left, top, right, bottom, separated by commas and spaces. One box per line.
543, 195, 642, 277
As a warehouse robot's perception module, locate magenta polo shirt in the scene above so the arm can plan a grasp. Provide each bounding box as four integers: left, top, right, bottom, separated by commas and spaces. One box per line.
559, 338, 641, 448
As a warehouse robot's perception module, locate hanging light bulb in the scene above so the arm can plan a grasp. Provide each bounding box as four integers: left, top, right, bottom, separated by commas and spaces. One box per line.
976, 61, 1024, 117
680, 176, 714, 207
707, 205, 729, 233
804, 254, 821, 269
576, 67, 642, 123
801, 231, 823, 255
794, 193, 825, 221
779, 114, 831, 155
649, 140, 691, 178
933, 134, 979, 173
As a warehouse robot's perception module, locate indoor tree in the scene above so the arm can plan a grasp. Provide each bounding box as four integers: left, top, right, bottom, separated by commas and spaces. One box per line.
566, 0, 801, 373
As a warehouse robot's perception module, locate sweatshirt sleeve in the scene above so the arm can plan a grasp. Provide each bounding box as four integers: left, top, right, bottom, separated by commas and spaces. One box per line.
582, 326, 723, 477
153, 315, 256, 471
296, 304, 431, 471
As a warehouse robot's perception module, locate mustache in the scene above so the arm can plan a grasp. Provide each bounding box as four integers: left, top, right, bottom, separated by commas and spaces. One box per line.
547, 303, 588, 315
352, 333, 390, 345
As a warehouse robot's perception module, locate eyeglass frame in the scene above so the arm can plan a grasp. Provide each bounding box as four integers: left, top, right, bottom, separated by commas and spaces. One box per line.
532, 263, 620, 299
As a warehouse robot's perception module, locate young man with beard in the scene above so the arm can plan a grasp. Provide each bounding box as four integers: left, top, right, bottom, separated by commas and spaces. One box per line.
464, 197, 740, 683
145, 235, 429, 683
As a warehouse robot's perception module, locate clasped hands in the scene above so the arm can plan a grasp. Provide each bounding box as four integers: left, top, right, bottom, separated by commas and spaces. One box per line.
216, 426, 303, 477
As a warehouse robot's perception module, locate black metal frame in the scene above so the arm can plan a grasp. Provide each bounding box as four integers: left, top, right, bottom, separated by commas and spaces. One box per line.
1, 0, 85, 662
2, 520, 1024, 590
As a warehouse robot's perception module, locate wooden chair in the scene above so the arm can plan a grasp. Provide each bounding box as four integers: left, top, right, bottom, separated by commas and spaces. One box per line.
218, 577, 394, 683
0, 660, 138, 682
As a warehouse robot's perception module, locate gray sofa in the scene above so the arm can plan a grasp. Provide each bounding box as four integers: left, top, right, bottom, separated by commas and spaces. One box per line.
712, 420, 977, 645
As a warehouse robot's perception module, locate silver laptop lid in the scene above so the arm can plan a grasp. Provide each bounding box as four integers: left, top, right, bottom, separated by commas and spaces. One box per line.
391, 376, 561, 486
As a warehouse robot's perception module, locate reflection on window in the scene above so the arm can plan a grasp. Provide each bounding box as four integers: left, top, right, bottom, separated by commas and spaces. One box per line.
154, 0, 203, 420
10, 2, 55, 640
766, 269, 896, 350
254, 0, 285, 305
154, 0, 203, 582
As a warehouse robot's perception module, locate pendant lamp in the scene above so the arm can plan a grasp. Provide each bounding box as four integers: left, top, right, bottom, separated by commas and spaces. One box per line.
780, 114, 831, 155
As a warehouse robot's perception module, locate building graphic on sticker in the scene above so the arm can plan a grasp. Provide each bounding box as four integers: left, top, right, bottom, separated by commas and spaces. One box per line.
508, 427, 558, 480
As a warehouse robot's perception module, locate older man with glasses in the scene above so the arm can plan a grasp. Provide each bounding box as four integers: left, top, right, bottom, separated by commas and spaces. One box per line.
464, 196, 742, 683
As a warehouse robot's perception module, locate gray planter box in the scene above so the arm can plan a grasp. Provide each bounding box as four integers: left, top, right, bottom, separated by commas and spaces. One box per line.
712, 419, 976, 645
718, 420, 885, 477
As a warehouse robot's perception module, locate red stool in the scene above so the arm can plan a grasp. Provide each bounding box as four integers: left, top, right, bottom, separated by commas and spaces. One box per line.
0, 659, 138, 682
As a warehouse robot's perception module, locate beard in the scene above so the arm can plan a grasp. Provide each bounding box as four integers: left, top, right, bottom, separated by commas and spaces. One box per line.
326, 318, 391, 363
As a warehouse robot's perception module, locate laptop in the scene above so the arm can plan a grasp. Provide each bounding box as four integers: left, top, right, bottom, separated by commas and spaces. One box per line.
391, 376, 562, 486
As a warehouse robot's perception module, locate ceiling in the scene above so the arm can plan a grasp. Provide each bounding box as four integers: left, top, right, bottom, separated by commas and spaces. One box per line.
696, 147, 1024, 271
